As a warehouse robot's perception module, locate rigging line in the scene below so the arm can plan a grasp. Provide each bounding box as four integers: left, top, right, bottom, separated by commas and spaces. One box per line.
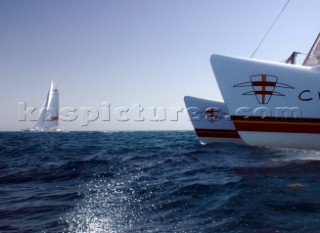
250, 0, 291, 58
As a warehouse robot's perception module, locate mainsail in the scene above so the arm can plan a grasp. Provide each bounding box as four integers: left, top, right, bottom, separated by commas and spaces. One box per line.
35, 91, 49, 130
303, 33, 320, 66
35, 81, 59, 131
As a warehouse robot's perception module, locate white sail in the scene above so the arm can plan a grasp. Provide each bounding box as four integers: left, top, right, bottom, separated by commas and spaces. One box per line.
34, 81, 59, 131
35, 91, 50, 130
303, 33, 320, 66
44, 81, 59, 130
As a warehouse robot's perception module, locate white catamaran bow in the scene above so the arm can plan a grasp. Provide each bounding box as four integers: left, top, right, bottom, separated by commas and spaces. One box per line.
184, 96, 244, 145
186, 33, 320, 149
210, 53, 320, 150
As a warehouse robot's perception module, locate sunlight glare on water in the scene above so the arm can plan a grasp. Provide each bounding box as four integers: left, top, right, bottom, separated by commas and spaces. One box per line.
66, 178, 136, 233
2, 132, 320, 232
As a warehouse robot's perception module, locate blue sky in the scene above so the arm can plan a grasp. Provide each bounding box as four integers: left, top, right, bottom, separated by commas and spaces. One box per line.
1, 0, 320, 131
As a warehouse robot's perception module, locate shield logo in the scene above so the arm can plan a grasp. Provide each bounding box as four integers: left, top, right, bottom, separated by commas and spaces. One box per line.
205, 107, 227, 123
234, 74, 294, 104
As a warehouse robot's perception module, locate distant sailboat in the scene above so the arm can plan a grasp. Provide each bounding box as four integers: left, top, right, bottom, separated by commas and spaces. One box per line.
23, 81, 60, 132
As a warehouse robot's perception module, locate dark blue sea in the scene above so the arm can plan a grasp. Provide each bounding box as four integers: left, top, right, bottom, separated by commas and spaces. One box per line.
1, 131, 320, 233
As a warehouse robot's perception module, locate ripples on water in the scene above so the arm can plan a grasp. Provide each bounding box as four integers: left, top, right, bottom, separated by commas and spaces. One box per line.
1, 131, 320, 232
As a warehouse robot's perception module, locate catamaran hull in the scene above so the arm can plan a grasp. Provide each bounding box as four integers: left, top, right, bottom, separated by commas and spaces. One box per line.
184, 96, 244, 145
240, 132, 320, 149
211, 54, 320, 150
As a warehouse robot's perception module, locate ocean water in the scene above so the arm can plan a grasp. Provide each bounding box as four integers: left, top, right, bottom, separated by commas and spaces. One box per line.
1, 131, 320, 233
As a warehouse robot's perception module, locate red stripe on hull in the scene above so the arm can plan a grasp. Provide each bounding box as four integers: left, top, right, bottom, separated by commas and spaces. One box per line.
195, 129, 240, 138
231, 116, 320, 134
